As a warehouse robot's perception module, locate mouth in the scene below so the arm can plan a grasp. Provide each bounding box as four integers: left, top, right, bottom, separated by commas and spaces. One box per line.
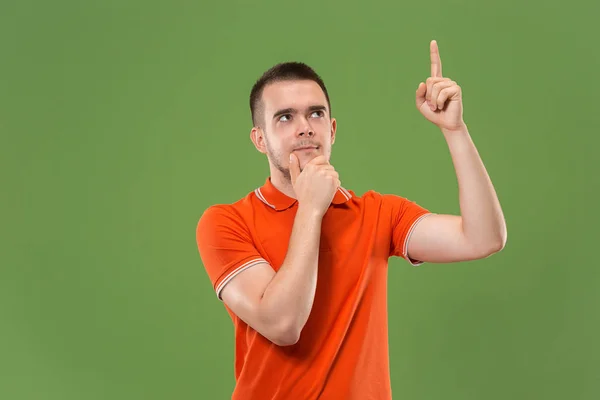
294, 146, 319, 151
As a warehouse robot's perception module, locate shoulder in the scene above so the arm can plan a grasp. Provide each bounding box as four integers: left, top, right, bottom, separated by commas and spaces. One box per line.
196, 191, 258, 232
351, 189, 420, 207
350, 190, 428, 223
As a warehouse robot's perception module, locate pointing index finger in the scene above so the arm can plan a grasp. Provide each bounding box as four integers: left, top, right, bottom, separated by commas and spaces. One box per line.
430, 40, 442, 77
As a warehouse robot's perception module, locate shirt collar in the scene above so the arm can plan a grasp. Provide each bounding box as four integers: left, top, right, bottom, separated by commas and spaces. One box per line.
254, 177, 353, 211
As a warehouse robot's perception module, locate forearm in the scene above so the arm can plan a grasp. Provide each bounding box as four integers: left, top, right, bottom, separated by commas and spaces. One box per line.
443, 124, 507, 250
259, 205, 322, 340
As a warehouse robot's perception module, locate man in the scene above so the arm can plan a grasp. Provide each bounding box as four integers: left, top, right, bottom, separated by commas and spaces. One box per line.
196, 40, 507, 399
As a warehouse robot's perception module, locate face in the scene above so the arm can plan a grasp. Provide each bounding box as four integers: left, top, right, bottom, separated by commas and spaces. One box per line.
251, 80, 337, 181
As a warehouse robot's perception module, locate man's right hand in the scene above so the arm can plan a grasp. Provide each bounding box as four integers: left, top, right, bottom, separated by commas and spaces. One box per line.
289, 154, 340, 217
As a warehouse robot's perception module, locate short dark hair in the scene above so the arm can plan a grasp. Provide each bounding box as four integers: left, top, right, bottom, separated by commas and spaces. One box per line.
249, 62, 331, 128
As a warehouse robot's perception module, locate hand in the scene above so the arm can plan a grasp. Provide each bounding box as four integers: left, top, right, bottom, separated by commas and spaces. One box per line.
289, 154, 340, 217
416, 40, 466, 132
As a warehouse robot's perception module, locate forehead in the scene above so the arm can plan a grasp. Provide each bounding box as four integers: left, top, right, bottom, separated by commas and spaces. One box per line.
262, 80, 328, 115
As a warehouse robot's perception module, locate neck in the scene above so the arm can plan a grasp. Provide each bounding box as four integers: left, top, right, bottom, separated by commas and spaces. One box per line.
269, 168, 297, 200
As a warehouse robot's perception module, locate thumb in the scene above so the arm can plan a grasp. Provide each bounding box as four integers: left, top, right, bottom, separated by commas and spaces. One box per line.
415, 82, 427, 109
289, 153, 300, 185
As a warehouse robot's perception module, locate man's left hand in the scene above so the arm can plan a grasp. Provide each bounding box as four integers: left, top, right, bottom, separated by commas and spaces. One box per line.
416, 40, 466, 132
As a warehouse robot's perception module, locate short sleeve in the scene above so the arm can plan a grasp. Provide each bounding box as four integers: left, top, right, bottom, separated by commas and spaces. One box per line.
384, 194, 433, 266
196, 205, 268, 300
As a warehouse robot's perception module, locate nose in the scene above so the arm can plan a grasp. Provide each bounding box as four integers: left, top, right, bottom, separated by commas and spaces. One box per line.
299, 129, 314, 137
298, 121, 314, 137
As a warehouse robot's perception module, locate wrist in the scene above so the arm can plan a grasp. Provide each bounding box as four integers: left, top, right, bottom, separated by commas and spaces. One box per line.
442, 124, 472, 149
441, 122, 469, 137
296, 204, 326, 221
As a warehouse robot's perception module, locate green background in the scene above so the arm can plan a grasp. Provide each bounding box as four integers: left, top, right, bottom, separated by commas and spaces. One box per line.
2, 0, 598, 399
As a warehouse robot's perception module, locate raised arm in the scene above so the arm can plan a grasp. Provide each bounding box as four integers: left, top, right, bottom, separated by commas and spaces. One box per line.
408, 40, 507, 263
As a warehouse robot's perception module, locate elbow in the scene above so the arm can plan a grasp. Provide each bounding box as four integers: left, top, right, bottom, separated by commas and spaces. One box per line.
495, 227, 508, 252
256, 303, 303, 346
269, 320, 302, 347
490, 239, 505, 255
273, 331, 300, 347
468, 232, 506, 260
272, 324, 301, 347
490, 237, 506, 254
484, 232, 507, 257
484, 221, 508, 256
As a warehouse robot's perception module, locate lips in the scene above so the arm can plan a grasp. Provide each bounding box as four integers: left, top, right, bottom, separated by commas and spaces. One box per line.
294, 146, 319, 151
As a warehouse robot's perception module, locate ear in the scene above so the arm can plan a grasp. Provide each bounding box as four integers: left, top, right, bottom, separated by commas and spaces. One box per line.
330, 118, 337, 145
250, 126, 267, 154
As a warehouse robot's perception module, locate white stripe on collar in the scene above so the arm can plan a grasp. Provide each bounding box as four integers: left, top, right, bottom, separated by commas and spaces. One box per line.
254, 188, 276, 209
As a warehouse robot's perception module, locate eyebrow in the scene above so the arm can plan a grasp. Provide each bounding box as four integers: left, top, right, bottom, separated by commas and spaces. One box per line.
272, 105, 327, 120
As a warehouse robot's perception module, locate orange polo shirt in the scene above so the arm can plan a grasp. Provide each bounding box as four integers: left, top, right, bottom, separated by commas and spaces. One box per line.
196, 177, 431, 400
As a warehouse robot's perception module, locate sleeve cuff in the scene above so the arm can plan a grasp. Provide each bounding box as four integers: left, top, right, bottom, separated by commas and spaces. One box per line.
403, 213, 435, 266
215, 258, 269, 300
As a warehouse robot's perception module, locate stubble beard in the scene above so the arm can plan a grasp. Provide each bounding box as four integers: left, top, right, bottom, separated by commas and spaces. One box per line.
264, 134, 293, 182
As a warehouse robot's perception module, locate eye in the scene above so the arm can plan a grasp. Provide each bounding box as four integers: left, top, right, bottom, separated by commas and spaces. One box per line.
279, 114, 291, 122
311, 110, 324, 118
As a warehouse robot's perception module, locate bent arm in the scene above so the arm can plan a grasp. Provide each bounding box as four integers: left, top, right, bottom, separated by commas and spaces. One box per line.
221, 205, 322, 346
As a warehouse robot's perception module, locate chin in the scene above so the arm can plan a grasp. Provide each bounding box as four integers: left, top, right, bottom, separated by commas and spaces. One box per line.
298, 154, 317, 168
